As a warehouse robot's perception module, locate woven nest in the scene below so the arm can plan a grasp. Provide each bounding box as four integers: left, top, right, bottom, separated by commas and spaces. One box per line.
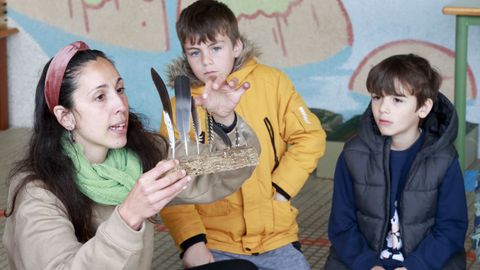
177, 146, 259, 176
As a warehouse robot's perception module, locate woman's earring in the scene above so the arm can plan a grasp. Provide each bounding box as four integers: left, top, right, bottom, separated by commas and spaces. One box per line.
69, 130, 75, 142
66, 125, 75, 142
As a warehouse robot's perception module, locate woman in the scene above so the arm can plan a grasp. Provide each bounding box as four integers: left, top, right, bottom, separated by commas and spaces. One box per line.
3, 41, 258, 270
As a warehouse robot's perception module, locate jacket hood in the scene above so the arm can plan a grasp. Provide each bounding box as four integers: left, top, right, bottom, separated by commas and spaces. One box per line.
165, 36, 261, 88
358, 92, 458, 155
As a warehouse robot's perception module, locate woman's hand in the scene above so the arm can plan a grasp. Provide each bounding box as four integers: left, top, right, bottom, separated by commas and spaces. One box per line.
371, 266, 385, 270
118, 160, 190, 230
182, 242, 214, 268
194, 74, 250, 126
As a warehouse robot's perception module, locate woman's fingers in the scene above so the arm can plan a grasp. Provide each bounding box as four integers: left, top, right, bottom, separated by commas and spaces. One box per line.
141, 159, 178, 182
138, 159, 189, 194
141, 168, 190, 210
152, 168, 189, 190
152, 175, 191, 208
119, 161, 192, 228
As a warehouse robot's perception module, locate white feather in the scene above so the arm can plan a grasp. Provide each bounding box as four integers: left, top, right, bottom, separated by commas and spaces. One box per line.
163, 111, 175, 159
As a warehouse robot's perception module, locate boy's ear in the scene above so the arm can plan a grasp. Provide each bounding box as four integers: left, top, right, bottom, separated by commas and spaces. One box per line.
418, 98, 433, 119
53, 105, 76, 130
233, 38, 243, 58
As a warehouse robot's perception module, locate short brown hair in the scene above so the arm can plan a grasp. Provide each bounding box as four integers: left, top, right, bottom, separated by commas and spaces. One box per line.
176, 0, 240, 48
366, 54, 441, 110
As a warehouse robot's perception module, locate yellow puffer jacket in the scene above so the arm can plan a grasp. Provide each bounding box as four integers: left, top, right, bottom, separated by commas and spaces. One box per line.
160, 50, 326, 255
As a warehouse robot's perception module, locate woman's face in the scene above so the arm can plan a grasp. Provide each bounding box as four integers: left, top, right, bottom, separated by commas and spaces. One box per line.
70, 57, 129, 163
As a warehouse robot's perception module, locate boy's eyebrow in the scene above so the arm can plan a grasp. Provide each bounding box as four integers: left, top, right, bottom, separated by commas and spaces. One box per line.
185, 40, 223, 50
390, 93, 407, 98
184, 41, 202, 50
184, 45, 200, 51
208, 40, 222, 45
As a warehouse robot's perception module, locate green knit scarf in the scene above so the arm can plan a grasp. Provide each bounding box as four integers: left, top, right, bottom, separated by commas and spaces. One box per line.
62, 138, 142, 205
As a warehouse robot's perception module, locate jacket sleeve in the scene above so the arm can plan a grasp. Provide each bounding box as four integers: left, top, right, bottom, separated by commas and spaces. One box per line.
159, 104, 261, 248
328, 153, 381, 269
7, 183, 146, 270
271, 72, 326, 198
402, 159, 468, 269
167, 115, 260, 205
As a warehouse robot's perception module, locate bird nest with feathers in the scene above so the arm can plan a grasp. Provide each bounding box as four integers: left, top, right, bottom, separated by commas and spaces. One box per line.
150, 69, 259, 176
177, 145, 259, 176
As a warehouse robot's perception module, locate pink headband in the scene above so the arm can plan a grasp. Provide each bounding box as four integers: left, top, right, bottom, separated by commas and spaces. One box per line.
44, 41, 90, 112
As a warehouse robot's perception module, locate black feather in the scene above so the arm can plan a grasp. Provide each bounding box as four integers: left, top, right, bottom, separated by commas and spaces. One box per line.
174, 75, 192, 155
150, 68, 173, 120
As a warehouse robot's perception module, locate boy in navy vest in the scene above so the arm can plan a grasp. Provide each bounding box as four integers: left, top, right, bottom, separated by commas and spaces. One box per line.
326, 54, 468, 270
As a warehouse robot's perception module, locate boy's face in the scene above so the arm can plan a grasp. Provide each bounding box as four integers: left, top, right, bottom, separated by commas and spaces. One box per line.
184, 33, 242, 84
371, 84, 432, 149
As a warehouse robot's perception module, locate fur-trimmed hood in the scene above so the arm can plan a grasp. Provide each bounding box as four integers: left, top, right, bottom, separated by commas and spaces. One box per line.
165, 37, 261, 88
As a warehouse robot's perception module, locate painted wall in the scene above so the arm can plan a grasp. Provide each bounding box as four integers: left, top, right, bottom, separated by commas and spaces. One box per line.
5, 0, 480, 155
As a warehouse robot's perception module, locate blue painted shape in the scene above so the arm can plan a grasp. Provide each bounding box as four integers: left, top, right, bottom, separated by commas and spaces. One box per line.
466, 169, 478, 192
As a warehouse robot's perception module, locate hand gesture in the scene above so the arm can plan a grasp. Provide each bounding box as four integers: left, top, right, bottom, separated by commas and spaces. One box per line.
182, 242, 214, 268
118, 160, 190, 230
194, 74, 250, 126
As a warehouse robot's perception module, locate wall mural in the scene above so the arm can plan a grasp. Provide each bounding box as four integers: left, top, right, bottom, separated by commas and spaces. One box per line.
7, 0, 480, 142
10, 0, 170, 51
350, 39, 477, 102
178, 0, 353, 67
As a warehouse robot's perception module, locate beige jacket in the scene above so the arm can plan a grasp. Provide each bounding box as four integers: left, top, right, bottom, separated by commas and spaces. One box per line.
3, 184, 155, 270
3, 116, 259, 270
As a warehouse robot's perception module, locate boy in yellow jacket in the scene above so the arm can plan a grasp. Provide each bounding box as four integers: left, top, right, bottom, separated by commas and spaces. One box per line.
160, 1, 326, 269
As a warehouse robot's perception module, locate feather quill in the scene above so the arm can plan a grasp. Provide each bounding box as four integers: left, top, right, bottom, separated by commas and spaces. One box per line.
150, 68, 175, 158
174, 75, 191, 156
163, 111, 175, 158
191, 97, 202, 155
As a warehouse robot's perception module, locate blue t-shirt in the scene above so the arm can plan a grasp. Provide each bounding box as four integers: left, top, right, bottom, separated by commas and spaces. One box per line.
380, 132, 424, 268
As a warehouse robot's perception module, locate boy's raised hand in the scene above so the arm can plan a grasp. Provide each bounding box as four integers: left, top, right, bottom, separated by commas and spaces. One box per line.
194, 73, 250, 125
